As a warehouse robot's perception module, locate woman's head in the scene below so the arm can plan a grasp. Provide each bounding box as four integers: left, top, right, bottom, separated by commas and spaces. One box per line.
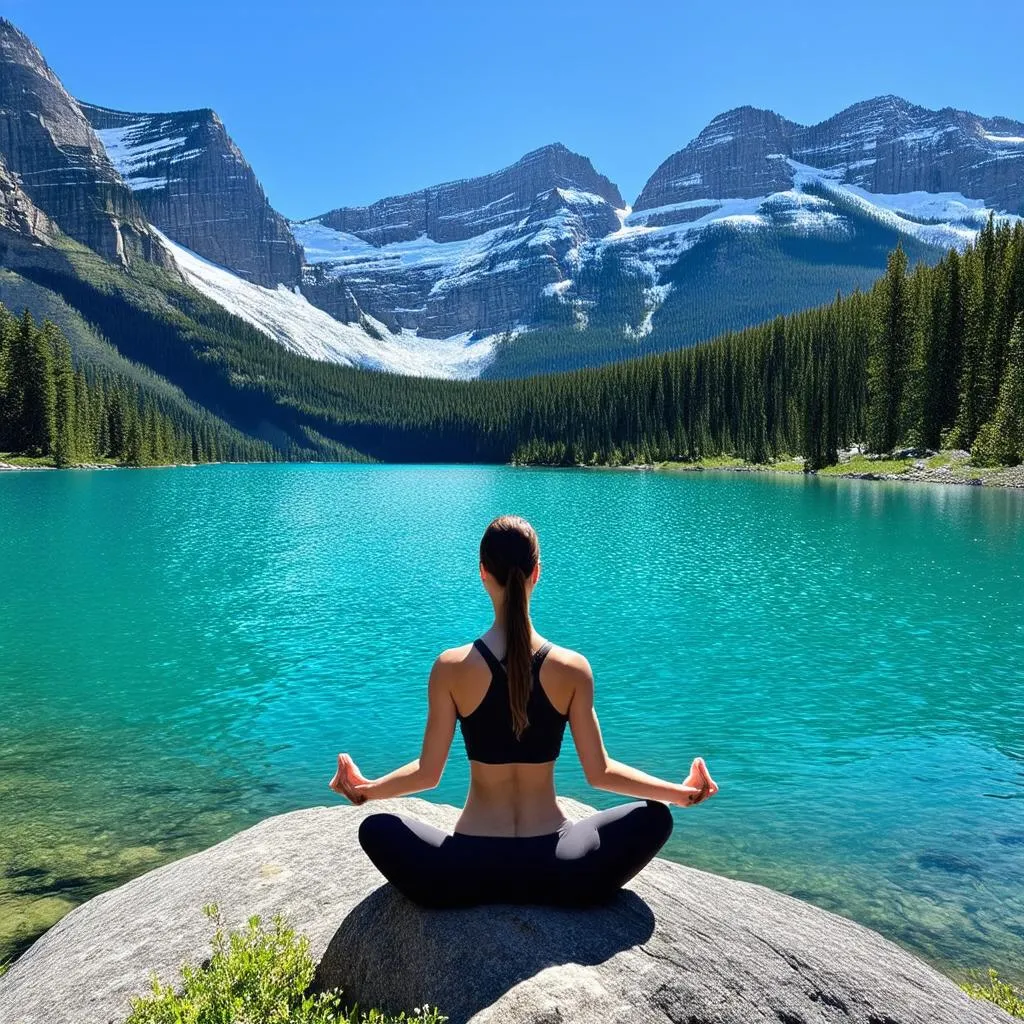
479, 515, 539, 591
479, 515, 540, 738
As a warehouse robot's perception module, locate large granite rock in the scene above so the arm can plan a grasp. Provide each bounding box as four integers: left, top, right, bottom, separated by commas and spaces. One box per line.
0, 798, 1009, 1024
81, 103, 303, 287
634, 95, 1024, 221
0, 19, 171, 269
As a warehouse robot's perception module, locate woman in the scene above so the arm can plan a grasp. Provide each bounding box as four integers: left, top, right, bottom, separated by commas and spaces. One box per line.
329, 514, 718, 908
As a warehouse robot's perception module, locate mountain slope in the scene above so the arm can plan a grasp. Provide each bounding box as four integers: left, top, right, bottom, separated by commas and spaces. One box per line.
161, 233, 495, 377
293, 97, 1021, 377
293, 143, 624, 338
80, 102, 303, 287
0, 19, 170, 268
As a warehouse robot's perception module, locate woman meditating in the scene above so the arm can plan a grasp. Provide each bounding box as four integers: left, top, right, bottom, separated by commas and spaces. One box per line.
329, 514, 718, 908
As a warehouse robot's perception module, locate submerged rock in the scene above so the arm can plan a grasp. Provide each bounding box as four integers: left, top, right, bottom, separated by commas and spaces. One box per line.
0, 798, 1010, 1024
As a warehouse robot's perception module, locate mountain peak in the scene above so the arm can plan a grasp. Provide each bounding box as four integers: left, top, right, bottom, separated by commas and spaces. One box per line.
0, 18, 172, 267
635, 95, 1024, 216
309, 142, 623, 247
80, 100, 302, 286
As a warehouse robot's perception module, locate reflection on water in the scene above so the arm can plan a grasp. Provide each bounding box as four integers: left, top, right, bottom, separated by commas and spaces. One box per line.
1, 465, 1022, 979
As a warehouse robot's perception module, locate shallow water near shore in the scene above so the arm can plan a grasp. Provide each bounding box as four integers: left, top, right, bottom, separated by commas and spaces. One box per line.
1, 464, 1022, 980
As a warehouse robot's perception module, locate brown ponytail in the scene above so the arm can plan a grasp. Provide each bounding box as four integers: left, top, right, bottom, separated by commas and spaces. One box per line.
479, 515, 540, 740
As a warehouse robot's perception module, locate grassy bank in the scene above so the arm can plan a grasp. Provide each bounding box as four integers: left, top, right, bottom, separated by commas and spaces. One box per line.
0, 451, 190, 471
649, 449, 1024, 488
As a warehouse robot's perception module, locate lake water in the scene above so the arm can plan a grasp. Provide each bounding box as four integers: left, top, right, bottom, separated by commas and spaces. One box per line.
1, 465, 1022, 980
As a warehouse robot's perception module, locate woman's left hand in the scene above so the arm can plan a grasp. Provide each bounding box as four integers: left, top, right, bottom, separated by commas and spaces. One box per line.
329, 753, 373, 804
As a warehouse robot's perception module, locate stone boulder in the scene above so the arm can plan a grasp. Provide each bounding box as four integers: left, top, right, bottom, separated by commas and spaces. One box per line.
0, 798, 1010, 1024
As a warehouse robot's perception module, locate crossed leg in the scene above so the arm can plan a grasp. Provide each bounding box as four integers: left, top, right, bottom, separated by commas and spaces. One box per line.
358, 799, 674, 909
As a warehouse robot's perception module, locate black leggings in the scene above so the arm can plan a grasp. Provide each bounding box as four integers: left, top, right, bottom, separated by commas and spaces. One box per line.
357, 800, 673, 908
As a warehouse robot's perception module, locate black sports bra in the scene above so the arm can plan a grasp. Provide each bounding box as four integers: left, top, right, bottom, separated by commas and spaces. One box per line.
457, 639, 568, 764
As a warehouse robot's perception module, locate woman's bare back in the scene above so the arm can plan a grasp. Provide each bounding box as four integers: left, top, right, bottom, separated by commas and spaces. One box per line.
446, 637, 578, 836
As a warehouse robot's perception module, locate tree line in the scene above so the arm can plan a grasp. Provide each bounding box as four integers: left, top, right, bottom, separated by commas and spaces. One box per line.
10, 219, 1024, 470
0, 305, 276, 466
271, 218, 1024, 469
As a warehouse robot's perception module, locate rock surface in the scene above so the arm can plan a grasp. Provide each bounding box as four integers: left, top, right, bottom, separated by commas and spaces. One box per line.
0, 150, 57, 246
0, 19, 170, 269
634, 95, 1024, 219
293, 143, 624, 338
81, 102, 303, 287
0, 798, 1010, 1024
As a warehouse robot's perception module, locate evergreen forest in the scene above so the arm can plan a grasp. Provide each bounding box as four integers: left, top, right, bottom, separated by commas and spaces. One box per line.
2, 219, 1022, 471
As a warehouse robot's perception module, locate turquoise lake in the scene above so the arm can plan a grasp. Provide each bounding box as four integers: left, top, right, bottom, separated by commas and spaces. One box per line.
1, 465, 1022, 980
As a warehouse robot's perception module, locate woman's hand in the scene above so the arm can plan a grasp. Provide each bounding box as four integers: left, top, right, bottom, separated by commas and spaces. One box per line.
329, 753, 373, 805
680, 756, 718, 806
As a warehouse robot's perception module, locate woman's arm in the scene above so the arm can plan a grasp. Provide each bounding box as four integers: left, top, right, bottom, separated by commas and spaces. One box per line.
331, 655, 457, 803
567, 654, 715, 806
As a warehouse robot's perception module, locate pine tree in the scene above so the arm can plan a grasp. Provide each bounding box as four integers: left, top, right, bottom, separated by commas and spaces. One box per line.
972, 314, 1024, 466
867, 246, 911, 453
14, 310, 57, 455
950, 256, 988, 448
0, 305, 14, 450
50, 324, 77, 468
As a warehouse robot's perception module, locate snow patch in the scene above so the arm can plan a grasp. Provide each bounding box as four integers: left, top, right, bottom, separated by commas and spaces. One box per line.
95, 124, 189, 190
158, 230, 497, 378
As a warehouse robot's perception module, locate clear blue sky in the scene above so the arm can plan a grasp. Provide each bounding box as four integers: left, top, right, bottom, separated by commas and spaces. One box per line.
9, 0, 1023, 220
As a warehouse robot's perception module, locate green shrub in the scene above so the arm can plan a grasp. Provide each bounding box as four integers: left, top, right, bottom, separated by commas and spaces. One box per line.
961, 969, 1024, 1018
125, 905, 444, 1024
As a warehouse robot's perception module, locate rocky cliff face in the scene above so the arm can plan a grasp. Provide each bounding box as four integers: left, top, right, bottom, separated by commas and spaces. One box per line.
294, 144, 624, 337
0, 150, 57, 246
81, 103, 303, 287
0, 149, 74, 276
0, 19, 170, 268
634, 95, 1024, 221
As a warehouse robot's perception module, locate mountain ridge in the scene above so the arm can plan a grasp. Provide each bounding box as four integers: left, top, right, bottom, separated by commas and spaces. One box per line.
0, 18, 172, 269
0, 16, 1021, 382
79, 100, 304, 287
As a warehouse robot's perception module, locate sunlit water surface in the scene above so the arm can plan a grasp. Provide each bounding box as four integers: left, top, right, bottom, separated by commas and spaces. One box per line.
1, 465, 1022, 979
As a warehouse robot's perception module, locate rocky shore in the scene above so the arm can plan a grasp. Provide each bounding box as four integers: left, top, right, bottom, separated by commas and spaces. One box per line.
644, 449, 1024, 489
0, 798, 1011, 1024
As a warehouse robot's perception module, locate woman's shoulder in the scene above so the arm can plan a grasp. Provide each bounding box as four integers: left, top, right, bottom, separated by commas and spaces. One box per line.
538, 640, 593, 683
433, 642, 492, 683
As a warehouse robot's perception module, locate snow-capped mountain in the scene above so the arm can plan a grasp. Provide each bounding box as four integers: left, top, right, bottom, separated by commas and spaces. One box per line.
80, 102, 303, 288
1, 12, 1021, 380
621, 96, 1022, 264
292, 97, 1021, 375
293, 143, 623, 339
634, 96, 1024, 219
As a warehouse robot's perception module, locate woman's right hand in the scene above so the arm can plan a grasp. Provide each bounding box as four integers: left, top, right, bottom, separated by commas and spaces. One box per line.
681, 756, 718, 806
329, 753, 371, 804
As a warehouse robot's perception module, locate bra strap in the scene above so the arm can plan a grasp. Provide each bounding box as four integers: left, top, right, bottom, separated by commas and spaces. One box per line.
533, 641, 553, 669
473, 638, 504, 676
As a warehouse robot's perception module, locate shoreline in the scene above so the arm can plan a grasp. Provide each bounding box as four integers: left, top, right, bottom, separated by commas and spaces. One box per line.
4, 453, 1024, 490
590, 451, 1024, 490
